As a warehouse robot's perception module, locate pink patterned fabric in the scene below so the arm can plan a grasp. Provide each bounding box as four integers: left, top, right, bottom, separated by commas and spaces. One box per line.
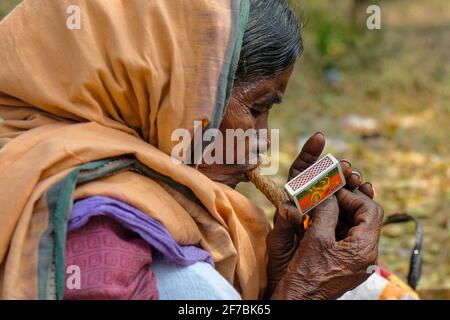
64, 216, 159, 300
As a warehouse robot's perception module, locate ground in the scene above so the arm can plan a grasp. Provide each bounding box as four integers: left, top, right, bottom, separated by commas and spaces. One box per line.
1, 0, 449, 297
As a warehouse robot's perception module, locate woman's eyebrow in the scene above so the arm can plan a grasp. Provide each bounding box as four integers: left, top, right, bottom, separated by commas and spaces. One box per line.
255, 92, 283, 107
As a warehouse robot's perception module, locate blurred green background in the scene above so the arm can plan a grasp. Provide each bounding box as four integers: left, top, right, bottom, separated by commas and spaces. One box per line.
0, 0, 19, 19
1, 0, 449, 298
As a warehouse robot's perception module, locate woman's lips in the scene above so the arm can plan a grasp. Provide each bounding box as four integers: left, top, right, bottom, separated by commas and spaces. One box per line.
234, 163, 259, 171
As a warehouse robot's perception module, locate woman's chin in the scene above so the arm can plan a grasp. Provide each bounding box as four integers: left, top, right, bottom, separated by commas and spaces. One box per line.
197, 164, 257, 189
224, 174, 250, 189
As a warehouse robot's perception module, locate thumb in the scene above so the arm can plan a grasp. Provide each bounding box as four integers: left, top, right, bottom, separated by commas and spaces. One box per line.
308, 195, 339, 241
289, 132, 326, 179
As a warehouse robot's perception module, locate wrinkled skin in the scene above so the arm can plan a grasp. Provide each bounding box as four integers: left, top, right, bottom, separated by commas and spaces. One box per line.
197, 66, 295, 188
197, 66, 384, 300
267, 133, 384, 299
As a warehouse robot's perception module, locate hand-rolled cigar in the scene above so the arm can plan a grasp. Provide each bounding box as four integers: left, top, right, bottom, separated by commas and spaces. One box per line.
245, 167, 290, 209
246, 167, 312, 229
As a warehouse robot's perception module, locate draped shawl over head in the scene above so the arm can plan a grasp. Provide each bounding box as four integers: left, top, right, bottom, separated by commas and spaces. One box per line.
0, 0, 270, 299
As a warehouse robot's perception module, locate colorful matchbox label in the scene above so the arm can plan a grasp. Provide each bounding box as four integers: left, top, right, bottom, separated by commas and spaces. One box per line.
284, 154, 346, 216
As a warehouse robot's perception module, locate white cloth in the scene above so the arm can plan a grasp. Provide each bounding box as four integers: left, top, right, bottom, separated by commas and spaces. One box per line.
152, 256, 242, 300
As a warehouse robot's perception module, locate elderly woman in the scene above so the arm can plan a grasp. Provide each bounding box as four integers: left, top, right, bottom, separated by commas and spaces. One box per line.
0, 0, 383, 300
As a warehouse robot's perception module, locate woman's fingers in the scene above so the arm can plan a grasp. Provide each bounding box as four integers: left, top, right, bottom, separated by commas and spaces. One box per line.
266, 200, 306, 297
334, 188, 383, 269
288, 132, 325, 180
334, 182, 374, 241
275, 201, 304, 230
309, 195, 340, 242
340, 160, 363, 190
340, 160, 352, 177
358, 182, 374, 199
269, 202, 303, 254
345, 170, 362, 190
335, 188, 384, 240
272, 187, 385, 300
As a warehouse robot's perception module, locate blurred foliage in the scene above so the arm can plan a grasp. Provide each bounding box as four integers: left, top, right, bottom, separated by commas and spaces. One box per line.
295, 0, 386, 72
308, 4, 379, 70
1, 0, 449, 296
0, 0, 20, 19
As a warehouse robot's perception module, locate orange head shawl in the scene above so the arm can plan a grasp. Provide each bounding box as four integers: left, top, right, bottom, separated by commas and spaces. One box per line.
0, 0, 270, 299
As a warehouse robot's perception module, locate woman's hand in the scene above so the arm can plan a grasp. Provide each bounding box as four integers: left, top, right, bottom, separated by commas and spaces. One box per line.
265, 132, 382, 299
271, 189, 384, 300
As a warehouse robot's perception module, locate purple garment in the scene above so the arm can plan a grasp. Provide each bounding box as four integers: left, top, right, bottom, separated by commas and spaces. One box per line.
68, 195, 213, 266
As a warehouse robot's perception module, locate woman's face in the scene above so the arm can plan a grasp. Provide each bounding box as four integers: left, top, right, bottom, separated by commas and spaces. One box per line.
198, 65, 294, 188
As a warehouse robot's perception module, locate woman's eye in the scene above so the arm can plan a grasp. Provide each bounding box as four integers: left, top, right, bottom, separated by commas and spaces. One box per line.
250, 104, 270, 118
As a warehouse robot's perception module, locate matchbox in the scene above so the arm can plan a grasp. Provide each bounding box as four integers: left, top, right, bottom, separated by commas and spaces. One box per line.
285, 154, 346, 216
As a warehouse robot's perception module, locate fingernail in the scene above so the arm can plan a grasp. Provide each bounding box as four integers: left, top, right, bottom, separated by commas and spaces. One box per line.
278, 201, 290, 219
351, 171, 362, 182
340, 159, 352, 168
315, 131, 324, 137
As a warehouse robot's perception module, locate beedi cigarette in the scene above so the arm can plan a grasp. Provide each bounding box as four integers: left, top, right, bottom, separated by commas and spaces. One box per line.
246, 153, 345, 219
245, 167, 290, 209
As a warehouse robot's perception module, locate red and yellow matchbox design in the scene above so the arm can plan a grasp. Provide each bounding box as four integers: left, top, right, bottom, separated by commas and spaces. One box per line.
285, 154, 346, 216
